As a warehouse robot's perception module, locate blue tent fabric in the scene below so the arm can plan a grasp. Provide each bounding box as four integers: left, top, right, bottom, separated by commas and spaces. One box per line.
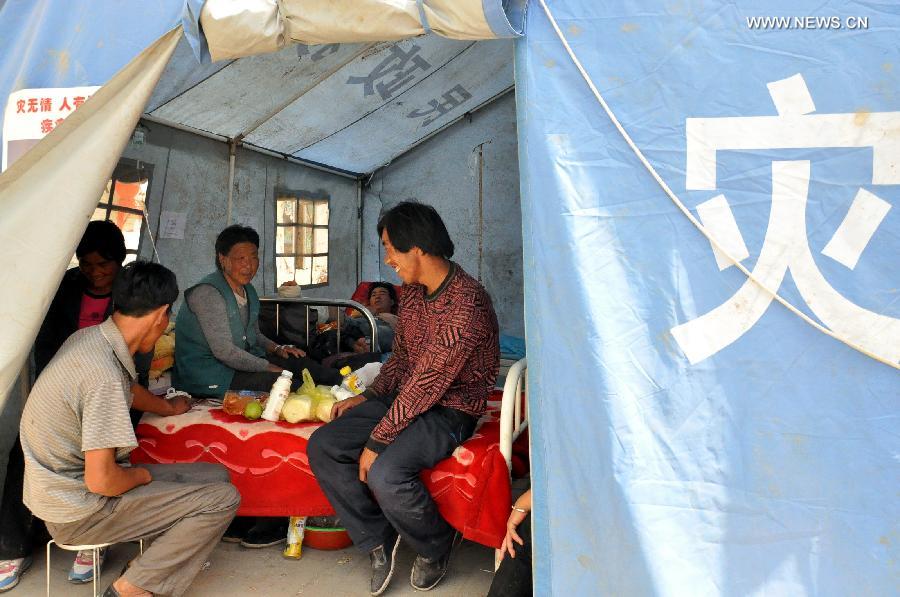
182, 0, 211, 64
0, 0, 184, 165
0, 0, 897, 594
517, 1, 898, 594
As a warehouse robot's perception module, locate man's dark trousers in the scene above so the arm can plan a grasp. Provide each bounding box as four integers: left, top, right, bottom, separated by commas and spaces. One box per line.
307, 398, 476, 559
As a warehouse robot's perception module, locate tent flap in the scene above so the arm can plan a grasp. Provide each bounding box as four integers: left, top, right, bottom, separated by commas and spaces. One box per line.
200, 0, 287, 63
517, 0, 899, 594
195, 0, 524, 62
0, 27, 183, 413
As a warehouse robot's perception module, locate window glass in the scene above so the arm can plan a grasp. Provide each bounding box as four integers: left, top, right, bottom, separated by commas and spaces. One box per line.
275, 193, 329, 287
300, 226, 314, 256
312, 256, 328, 285
276, 226, 295, 255
314, 200, 329, 222
111, 211, 143, 255
112, 180, 147, 211
294, 256, 314, 286
277, 199, 295, 224
298, 200, 315, 226
313, 228, 328, 254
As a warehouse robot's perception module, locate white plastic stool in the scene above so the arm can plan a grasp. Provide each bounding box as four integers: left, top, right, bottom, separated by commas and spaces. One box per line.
46, 539, 143, 597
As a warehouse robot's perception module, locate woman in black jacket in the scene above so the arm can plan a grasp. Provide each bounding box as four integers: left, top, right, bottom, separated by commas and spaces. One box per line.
34, 220, 134, 374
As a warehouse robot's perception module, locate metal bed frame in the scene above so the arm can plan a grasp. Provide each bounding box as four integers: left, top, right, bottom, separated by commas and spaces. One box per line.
496, 357, 528, 568
259, 296, 381, 354
499, 357, 528, 475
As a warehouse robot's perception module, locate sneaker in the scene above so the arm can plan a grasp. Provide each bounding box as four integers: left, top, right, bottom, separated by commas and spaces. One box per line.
222, 516, 255, 543
0, 557, 32, 593
240, 518, 289, 548
369, 533, 400, 596
410, 546, 453, 591
68, 548, 107, 584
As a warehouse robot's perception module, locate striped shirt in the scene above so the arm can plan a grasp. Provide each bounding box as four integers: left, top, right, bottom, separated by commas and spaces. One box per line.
364, 263, 499, 449
20, 318, 138, 523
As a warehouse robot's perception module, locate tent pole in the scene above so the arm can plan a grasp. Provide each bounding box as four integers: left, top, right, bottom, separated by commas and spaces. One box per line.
357, 180, 363, 286
226, 137, 240, 225
140, 114, 361, 179
142, 114, 228, 143
476, 143, 485, 282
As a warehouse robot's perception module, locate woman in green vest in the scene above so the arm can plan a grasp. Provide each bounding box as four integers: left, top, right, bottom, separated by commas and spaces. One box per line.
173, 224, 342, 549
173, 224, 342, 398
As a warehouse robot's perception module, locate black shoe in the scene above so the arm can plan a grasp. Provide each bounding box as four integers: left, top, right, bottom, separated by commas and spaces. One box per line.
240, 518, 289, 548
222, 517, 255, 543
370, 533, 401, 596
410, 544, 454, 591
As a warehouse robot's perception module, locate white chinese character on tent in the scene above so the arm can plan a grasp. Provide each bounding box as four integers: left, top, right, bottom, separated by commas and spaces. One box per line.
671, 74, 900, 365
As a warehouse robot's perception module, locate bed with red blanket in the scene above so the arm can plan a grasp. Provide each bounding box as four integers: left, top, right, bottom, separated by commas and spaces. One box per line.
131, 389, 527, 549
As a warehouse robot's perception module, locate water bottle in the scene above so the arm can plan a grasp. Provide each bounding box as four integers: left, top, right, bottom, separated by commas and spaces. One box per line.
261, 370, 293, 421
339, 366, 366, 395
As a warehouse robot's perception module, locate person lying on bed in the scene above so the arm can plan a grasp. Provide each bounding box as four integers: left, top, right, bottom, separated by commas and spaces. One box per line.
344, 281, 399, 354
173, 224, 342, 549
308, 201, 500, 596
316, 282, 400, 371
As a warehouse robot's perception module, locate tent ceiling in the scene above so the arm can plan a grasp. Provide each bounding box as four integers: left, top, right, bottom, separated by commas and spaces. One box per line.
145, 35, 514, 176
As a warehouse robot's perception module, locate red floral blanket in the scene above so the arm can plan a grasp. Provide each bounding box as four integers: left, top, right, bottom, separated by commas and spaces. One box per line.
131, 390, 527, 548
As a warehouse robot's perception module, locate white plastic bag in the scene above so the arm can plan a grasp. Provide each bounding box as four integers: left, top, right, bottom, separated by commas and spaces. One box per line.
354, 362, 383, 387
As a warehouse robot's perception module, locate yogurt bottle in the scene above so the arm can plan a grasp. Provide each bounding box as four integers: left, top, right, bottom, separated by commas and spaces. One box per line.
261, 370, 293, 421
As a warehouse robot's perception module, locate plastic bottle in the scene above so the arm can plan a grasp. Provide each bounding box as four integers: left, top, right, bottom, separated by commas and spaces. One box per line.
339, 366, 366, 395
261, 370, 293, 421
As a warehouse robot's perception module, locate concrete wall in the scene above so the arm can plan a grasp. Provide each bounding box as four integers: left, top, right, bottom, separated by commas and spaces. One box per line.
121, 121, 360, 305
362, 92, 524, 337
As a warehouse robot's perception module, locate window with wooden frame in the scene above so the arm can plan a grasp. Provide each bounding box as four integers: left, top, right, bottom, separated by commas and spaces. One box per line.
275, 192, 329, 287
70, 158, 152, 267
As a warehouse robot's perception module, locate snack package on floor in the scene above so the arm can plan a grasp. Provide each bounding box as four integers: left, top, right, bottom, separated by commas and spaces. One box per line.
283, 516, 306, 560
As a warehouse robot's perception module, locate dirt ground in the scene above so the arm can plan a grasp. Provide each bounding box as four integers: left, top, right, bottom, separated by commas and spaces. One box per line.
16, 536, 496, 596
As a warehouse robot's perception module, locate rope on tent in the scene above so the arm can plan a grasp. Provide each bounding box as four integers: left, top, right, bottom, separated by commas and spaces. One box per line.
535, 0, 899, 370
142, 204, 162, 264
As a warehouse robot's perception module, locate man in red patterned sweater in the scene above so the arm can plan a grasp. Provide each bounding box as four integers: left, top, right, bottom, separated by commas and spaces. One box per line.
308, 202, 499, 596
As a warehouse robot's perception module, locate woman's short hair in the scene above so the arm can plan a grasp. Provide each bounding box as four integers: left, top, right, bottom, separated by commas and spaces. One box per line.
112, 261, 179, 317
214, 225, 260, 270
376, 201, 454, 259
76, 220, 127, 264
